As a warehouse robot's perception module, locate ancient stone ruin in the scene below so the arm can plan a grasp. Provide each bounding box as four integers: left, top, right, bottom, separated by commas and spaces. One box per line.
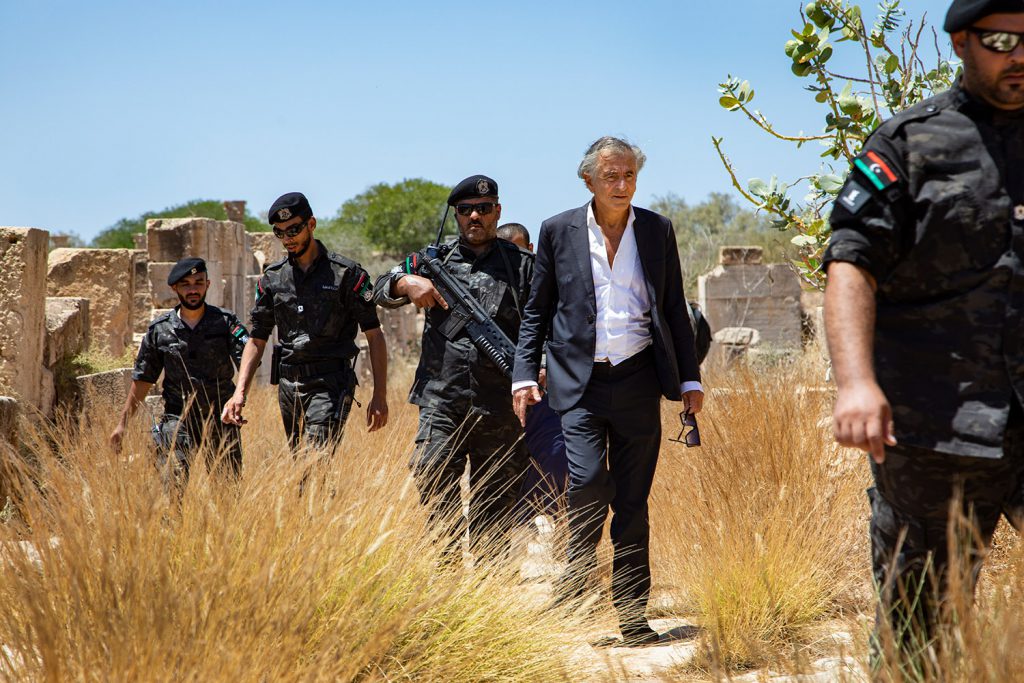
697, 246, 805, 364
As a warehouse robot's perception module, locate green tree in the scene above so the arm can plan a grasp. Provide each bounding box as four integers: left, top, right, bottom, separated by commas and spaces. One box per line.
713, 1, 958, 288
322, 179, 450, 258
92, 199, 267, 249
652, 192, 792, 289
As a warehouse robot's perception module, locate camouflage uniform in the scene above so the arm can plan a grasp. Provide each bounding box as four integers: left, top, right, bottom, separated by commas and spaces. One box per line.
824, 81, 1024, 652
250, 240, 379, 451
133, 305, 249, 478
374, 237, 533, 554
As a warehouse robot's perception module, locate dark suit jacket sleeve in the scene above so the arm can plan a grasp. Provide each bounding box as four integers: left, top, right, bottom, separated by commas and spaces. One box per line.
513, 219, 555, 383
662, 218, 701, 385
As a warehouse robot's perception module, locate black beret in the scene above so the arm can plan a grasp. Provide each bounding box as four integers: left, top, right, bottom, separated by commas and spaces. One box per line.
447, 175, 499, 206
268, 192, 313, 225
945, 0, 1024, 31
167, 257, 207, 286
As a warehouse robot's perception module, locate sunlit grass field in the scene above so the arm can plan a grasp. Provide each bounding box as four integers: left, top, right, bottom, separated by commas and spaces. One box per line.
2, 353, 1024, 681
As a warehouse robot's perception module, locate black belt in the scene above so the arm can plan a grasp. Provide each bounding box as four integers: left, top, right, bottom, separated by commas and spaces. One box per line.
278, 358, 348, 381
592, 346, 653, 375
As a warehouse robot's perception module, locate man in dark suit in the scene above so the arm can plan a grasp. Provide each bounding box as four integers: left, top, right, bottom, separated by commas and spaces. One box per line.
513, 136, 704, 646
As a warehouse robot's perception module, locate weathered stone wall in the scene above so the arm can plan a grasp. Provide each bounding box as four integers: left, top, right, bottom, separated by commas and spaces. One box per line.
697, 246, 803, 359
76, 368, 132, 423
47, 248, 134, 357
246, 231, 284, 273
0, 228, 49, 411
44, 297, 90, 368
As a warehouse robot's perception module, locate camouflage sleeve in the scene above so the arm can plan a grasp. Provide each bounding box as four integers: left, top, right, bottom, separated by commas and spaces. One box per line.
132, 326, 163, 384
372, 256, 420, 309
823, 133, 912, 284
249, 274, 275, 341
225, 311, 250, 365
349, 266, 382, 332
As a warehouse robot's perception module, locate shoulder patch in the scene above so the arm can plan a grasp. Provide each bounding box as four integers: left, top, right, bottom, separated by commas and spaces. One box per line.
402, 252, 420, 275
836, 180, 872, 214
229, 322, 250, 344
352, 271, 374, 302
853, 150, 899, 191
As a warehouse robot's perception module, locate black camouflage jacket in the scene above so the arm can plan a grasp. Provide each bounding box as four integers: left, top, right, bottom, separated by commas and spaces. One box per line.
250, 240, 380, 369
824, 81, 1024, 458
374, 237, 533, 416
133, 304, 249, 416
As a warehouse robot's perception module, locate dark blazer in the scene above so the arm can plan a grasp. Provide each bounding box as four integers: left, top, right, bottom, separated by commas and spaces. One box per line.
513, 203, 701, 412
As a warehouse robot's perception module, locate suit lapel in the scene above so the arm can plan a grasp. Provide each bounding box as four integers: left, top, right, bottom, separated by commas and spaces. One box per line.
631, 209, 661, 302
567, 203, 596, 310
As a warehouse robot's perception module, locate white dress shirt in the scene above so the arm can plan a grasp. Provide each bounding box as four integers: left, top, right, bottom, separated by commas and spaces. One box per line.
512, 204, 702, 395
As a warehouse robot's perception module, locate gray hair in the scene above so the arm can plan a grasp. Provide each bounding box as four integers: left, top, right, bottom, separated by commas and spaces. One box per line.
577, 136, 646, 180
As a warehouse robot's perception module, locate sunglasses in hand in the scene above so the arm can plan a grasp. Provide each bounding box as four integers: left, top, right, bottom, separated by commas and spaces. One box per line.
668, 410, 701, 448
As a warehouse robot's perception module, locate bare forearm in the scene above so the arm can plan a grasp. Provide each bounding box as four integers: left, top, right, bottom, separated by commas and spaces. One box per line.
118, 380, 154, 426
365, 328, 387, 395
235, 339, 267, 398
824, 261, 878, 389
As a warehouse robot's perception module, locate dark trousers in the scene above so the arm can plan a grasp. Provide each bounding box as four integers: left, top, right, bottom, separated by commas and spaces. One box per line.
557, 348, 662, 632
869, 399, 1024, 664
278, 370, 354, 452
413, 408, 528, 559
152, 410, 242, 485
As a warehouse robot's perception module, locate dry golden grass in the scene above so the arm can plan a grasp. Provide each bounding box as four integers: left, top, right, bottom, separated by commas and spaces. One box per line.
0, 380, 592, 682
650, 352, 871, 672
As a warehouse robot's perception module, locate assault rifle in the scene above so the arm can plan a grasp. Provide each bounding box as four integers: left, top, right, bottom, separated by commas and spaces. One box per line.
408, 204, 518, 378
416, 245, 518, 378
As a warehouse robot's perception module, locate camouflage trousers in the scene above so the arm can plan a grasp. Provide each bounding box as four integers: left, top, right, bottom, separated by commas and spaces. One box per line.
412, 408, 529, 559
278, 370, 355, 454
151, 410, 242, 485
868, 399, 1024, 666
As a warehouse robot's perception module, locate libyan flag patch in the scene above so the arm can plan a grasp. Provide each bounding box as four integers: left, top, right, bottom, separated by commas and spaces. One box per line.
853, 150, 898, 191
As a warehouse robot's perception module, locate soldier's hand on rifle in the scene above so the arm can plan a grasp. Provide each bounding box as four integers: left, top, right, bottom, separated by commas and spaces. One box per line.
513, 385, 543, 427
396, 275, 448, 310
221, 392, 248, 426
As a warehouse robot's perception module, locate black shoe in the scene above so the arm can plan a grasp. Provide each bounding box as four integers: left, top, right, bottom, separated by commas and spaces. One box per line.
620, 626, 661, 647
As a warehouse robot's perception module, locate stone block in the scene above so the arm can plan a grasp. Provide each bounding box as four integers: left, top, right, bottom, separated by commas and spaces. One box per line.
146, 217, 211, 263
714, 326, 760, 347
247, 232, 284, 272
0, 396, 18, 445
75, 368, 132, 419
223, 200, 246, 224
131, 249, 149, 289
44, 297, 90, 367
698, 261, 803, 350
719, 246, 763, 266
133, 293, 153, 334
47, 248, 134, 357
378, 306, 422, 357
39, 367, 55, 419
0, 227, 49, 411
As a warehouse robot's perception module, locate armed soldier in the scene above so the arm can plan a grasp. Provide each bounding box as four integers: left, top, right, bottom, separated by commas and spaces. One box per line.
825, 0, 1024, 664
222, 192, 388, 451
111, 257, 248, 483
374, 175, 533, 559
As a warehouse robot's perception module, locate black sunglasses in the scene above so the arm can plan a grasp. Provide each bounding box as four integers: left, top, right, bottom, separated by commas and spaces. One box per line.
272, 220, 308, 239
968, 28, 1024, 53
668, 410, 701, 448
455, 202, 497, 217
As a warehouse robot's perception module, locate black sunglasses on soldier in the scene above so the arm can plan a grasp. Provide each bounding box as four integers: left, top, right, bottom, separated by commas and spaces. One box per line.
968, 28, 1024, 53
455, 202, 496, 217
272, 220, 307, 239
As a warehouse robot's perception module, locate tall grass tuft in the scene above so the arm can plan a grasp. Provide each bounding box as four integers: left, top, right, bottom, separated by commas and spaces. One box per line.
0, 384, 589, 682
650, 355, 870, 670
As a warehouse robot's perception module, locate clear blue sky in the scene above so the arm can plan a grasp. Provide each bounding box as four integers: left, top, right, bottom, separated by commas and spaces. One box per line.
1, 0, 943, 242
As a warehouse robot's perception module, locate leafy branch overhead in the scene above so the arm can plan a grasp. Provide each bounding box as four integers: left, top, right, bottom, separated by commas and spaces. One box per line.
714, 0, 958, 289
